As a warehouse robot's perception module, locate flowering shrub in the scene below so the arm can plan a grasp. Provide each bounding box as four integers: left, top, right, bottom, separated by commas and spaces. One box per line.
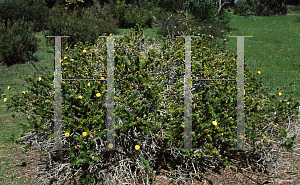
3, 24, 299, 183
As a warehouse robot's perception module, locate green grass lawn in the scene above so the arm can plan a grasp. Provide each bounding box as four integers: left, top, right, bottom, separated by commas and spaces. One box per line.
221, 10, 300, 100
1, 9, 300, 184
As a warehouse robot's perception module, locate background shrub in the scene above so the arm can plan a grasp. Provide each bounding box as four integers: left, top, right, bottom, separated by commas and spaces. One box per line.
88, 0, 119, 24
43, 3, 120, 50
233, 0, 251, 16
0, 17, 40, 67
155, 0, 233, 43
109, 0, 154, 29
0, 0, 49, 32
286, 4, 300, 11
233, 0, 289, 17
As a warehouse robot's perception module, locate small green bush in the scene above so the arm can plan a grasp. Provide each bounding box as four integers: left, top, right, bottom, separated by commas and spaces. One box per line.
109, 0, 154, 29
43, 3, 120, 51
89, 0, 119, 24
0, 17, 40, 67
233, 0, 251, 16
286, 5, 300, 12
24, 0, 50, 32
155, 1, 232, 44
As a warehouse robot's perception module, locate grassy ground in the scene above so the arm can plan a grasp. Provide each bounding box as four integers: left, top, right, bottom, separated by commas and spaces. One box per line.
1, 7, 300, 184
222, 10, 300, 100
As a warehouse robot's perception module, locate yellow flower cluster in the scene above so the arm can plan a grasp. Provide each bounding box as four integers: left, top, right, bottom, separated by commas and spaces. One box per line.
4, 86, 28, 102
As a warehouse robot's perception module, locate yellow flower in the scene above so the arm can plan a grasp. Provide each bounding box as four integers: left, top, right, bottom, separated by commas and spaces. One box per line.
108, 143, 113, 148
109, 33, 112, 36
203, 47, 206, 49
65, 132, 70, 137
233, 58, 236, 61
7, 86, 11, 90
213, 150, 218, 154
257, 71, 261, 74
88, 82, 90, 87
96, 93, 101, 97
38, 77, 42, 81
83, 50, 87, 53
101, 77, 105, 80
279, 100, 282, 102
65, 62, 68, 65
3, 98, 7, 102
64, 56, 68, 59
135, 145, 140, 150
74, 44, 76, 47
78, 95, 82, 99
63, 81, 66, 84
64, 68, 66, 71
287, 102, 289, 104
22, 91, 26, 94
212, 121, 217, 126
65, 47, 68, 50
70, 59, 74, 61
207, 135, 211, 137
61, 59, 63, 62
279, 92, 282, 96
82, 132, 87, 137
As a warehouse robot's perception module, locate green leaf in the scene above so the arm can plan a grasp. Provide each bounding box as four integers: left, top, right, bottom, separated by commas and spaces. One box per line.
23, 144, 31, 152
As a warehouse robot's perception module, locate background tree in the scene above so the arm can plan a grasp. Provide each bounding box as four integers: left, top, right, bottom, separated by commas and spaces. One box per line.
285, 0, 300, 5
44, 0, 95, 11
234, 0, 289, 16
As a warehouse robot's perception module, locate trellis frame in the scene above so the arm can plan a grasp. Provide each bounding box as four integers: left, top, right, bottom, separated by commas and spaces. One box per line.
47, 35, 253, 153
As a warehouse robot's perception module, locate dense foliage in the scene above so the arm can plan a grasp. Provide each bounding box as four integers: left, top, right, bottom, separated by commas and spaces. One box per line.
233, 0, 289, 16
25, 2, 120, 58
4, 24, 299, 183
0, 0, 49, 32
0, 18, 40, 67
